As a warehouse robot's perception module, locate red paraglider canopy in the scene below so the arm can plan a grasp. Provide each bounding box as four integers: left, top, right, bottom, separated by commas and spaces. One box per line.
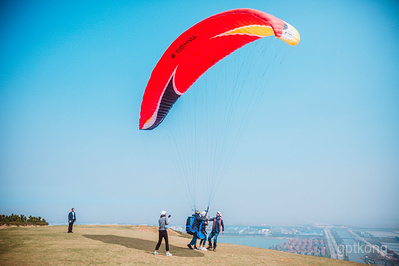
139, 8, 300, 130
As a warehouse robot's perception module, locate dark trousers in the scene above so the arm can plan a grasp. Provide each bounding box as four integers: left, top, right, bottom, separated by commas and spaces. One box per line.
155, 230, 169, 251
199, 234, 207, 246
68, 222, 74, 232
189, 233, 197, 246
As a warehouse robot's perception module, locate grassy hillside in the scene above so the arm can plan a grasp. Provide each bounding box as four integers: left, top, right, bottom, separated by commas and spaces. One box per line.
0, 225, 360, 265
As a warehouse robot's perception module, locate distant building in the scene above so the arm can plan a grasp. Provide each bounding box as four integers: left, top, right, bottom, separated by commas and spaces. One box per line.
382, 242, 399, 258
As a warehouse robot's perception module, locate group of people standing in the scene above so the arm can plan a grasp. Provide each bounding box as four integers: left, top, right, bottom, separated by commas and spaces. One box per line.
154, 209, 224, 256
68, 207, 224, 257
187, 210, 224, 251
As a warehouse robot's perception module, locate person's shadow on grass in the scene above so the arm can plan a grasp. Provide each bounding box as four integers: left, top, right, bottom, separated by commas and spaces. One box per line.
83, 234, 204, 257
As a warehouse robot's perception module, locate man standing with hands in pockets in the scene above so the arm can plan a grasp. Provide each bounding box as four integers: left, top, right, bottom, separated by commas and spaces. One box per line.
68, 208, 76, 233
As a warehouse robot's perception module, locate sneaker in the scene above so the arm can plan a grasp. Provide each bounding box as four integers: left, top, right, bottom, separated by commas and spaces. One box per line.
166, 252, 172, 256
207, 245, 212, 250
187, 244, 193, 250
194, 246, 198, 250
202, 247, 208, 251
153, 251, 158, 255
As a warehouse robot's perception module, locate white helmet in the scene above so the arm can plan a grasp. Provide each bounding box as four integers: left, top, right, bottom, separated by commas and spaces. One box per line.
201, 211, 206, 217
217, 211, 222, 217
161, 211, 166, 215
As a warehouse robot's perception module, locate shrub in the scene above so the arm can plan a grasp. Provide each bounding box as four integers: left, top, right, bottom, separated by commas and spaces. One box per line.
0, 214, 48, 226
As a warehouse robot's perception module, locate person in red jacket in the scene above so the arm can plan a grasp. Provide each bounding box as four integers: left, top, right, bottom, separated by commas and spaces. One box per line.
207, 211, 224, 251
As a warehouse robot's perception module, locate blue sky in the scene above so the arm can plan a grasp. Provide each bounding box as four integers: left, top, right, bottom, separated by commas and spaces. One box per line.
1, 0, 398, 227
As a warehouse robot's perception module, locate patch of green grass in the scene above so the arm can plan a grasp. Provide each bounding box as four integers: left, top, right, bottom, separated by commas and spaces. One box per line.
170, 229, 192, 239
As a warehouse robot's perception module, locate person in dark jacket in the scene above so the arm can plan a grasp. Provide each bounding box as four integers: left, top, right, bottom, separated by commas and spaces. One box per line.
154, 211, 172, 256
67, 208, 76, 233
187, 210, 208, 250
207, 211, 224, 251
187, 210, 200, 249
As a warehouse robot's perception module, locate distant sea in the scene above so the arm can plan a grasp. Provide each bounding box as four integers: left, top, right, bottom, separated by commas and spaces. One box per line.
218, 236, 287, 249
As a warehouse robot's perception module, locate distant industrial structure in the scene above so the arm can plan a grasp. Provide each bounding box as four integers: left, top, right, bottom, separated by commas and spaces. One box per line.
273, 238, 326, 256
379, 242, 399, 258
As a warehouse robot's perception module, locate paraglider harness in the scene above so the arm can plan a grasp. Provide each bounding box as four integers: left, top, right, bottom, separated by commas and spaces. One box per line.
186, 215, 196, 235
186, 207, 209, 237
185, 215, 206, 239
196, 219, 208, 240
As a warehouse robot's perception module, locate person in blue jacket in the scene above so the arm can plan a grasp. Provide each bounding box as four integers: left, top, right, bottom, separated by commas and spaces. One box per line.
207, 211, 224, 251
67, 208, 76, 233
187, 210, 208, 250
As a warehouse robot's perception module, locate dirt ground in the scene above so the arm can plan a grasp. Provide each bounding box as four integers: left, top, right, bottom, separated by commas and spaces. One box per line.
0, 225, 361, 265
